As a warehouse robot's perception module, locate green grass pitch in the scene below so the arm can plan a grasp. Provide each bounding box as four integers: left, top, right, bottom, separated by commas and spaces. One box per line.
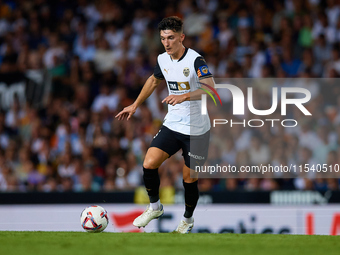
0, 231, 339, 255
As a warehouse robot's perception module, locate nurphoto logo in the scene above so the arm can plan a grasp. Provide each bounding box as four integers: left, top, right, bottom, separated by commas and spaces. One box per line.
200, 83, 312, 128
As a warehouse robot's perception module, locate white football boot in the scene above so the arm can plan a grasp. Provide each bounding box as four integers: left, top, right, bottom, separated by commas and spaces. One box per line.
175, 219, 194, 234
133, 204, 164, 228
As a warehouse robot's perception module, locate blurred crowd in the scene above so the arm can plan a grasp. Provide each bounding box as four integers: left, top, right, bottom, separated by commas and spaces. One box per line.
0, 0, 340, 193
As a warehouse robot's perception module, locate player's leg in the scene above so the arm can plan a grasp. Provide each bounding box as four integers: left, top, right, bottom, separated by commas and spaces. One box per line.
175, 130, 210, 233
174, 165, 198, 233
142, 147, 169, 210
133, 147, 169, 228
133, 126, 181, 228
182, 165, 199, 222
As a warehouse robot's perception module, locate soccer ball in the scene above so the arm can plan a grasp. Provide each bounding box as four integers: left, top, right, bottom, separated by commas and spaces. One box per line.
80, 205, 109, 233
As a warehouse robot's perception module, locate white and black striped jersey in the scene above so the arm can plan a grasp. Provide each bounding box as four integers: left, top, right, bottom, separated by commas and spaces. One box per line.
154, 47, 212, 135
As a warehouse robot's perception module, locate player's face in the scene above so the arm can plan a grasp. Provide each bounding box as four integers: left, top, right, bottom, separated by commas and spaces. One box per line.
160, 30, 184, 57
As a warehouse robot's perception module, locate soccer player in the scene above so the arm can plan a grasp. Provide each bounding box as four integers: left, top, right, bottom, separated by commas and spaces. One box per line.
115, 16, 214, 233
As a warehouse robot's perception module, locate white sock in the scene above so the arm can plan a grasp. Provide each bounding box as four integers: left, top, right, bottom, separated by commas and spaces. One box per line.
150, 200, 161, 210
182, 216, 194, 224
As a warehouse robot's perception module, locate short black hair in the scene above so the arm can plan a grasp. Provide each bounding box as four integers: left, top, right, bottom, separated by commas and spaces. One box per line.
158, 16, 183, 33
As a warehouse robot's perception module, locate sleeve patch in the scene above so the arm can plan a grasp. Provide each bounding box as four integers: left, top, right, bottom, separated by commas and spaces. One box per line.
197, 65, 211, 78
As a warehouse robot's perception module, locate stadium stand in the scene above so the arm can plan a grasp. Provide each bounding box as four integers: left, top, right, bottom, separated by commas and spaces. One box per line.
0, 0, 339, 194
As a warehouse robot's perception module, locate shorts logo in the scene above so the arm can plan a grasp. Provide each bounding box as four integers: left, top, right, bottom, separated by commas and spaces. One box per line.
168, 81, 190, 91
183, 67, 190, 77
188, 152, 205, 160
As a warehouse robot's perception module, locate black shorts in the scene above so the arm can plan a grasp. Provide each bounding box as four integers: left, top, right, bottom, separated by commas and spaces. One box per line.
150, 125, 210, 169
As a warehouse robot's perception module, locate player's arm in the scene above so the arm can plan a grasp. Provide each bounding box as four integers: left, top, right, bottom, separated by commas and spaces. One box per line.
162, 56, 215, 105
115, 75, 163, 121
186, 76, 215, 101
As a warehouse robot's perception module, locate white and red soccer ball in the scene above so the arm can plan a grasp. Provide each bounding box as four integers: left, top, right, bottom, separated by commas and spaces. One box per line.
80, 205, 109, 233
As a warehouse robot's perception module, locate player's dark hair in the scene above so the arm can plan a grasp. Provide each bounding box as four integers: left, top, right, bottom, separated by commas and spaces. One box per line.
158, 16, 183, 33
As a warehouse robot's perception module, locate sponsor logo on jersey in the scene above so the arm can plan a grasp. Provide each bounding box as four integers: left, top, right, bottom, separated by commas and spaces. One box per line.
164, 69, 169, 74
183, 67, 190, 77
168, 81, 190, 91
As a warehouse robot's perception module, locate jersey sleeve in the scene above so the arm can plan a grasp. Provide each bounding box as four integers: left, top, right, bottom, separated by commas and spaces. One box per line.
194, 56, 213, 80
153, 60, 165, 80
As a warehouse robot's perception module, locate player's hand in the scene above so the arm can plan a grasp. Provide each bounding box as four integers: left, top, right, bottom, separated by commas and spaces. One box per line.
162, 94, 187, 106
115, 104, 137, 121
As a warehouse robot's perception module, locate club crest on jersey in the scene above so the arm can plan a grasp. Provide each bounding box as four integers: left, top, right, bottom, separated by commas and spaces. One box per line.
183, 67, 190, 77
168, 81, 190, 91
